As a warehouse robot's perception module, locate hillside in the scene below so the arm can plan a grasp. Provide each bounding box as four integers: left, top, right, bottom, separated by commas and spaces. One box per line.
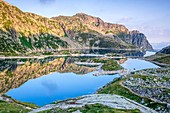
145, 45, 170, 66
52, 13, 153, 50
157, 45, 170, 54
0, 0, 153, 55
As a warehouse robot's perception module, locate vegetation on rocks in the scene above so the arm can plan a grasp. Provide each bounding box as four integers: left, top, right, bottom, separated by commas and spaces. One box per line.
0, 29, 68, 55
97, 76, 168, 112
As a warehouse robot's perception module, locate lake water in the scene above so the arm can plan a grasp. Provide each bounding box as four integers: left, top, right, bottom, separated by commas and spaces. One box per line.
6, 72, 120, 106
120, 58, 159, 71
5, 51, 159, 106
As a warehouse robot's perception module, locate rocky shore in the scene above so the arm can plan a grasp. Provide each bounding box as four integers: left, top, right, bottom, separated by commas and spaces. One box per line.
30, 94, 156, 113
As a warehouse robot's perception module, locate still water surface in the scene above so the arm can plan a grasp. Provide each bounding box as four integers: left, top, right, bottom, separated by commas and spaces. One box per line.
6, 72, 120, 106
6, 51, 159, 106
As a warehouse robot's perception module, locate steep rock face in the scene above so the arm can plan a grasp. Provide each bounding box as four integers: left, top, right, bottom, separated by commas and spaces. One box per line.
157, 45, 170, 54
73, 13, 129, 35
129, 30, 153, 50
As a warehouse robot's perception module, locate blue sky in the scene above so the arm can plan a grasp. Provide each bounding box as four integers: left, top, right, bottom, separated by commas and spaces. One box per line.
5, 0, 170, 43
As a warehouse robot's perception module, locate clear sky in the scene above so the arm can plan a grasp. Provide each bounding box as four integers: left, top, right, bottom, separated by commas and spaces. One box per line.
5, 0, 170, 43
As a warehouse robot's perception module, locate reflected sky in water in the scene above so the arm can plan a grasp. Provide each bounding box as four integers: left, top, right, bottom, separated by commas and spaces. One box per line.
144, 51, 156, 57
6, 51, 159, 106
6, 72, 119, 106
121, 58, 159, 71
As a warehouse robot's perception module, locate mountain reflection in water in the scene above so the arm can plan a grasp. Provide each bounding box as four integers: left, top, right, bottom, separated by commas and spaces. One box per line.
0, 50, 156, 106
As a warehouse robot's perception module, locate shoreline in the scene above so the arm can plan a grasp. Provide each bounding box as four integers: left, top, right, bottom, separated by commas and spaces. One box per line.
144, 58, 169, 67
0, 54, 104, 59
1, 52, 164, 112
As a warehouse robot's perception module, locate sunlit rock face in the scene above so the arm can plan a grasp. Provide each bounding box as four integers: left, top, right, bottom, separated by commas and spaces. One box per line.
0, 57, 95, 93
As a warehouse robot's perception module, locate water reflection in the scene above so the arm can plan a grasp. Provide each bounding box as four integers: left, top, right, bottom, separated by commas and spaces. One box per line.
120, 58, 159, 71
72, 49, 146, 57
0, 57, 55, 72
6, 72, 120, 106
0, 50, 158, 106
0, 57, 95, 93
0, 49, 146, 72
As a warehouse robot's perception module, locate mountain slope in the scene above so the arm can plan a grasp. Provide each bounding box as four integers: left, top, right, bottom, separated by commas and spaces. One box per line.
52, 13, 153, 50
0, 0, 64, 36
0, 0, 153, 55
157, 45, 170, 54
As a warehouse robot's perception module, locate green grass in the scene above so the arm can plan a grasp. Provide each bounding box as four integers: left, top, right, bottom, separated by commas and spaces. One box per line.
1, 94, 39, 109
97, 78, 142, 102
101, 59, 123, 71
38, 103, 141, 113
0, 100, 29, 113
153, 55, 170, 65
42, 52, 53, 55
80, 58, 122, 71
20, 36, 33, 49
92, 58, 122, 71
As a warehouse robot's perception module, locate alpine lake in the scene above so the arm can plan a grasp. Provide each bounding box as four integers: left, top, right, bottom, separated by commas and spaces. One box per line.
0, 49, 159, 106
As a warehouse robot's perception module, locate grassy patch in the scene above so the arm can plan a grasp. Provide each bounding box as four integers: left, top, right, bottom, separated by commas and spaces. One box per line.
0, 101, 29, 113
153, 55, 170, 65
20, 36, 33, 49
102, 59, 123, 71
2, 94, 38, 109
80, 58, 123, 71
42, 52, 53, 55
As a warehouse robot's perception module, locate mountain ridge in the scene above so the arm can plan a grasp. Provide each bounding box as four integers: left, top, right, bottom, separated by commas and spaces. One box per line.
0, 0, 153, 55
